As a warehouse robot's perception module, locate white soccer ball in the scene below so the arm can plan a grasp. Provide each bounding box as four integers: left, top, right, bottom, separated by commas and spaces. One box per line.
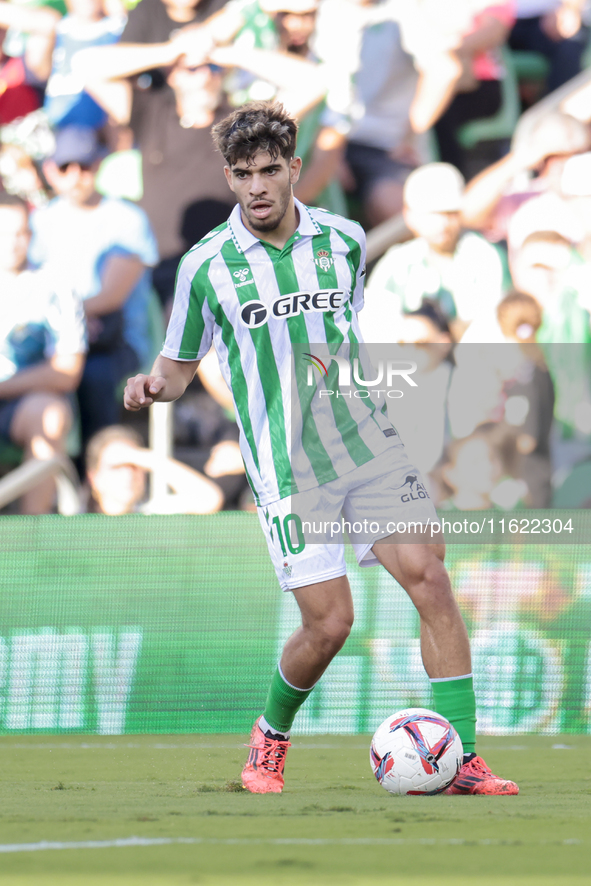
369, 707, 463, 795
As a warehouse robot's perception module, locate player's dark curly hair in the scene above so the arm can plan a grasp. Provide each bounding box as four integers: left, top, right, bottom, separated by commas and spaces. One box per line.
212, 101, 298, 167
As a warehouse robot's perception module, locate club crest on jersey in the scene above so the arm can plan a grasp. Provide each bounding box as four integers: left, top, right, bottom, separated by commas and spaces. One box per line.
239, 290, 346, 328
313, 249, 334, 271
233, 268, 253, 288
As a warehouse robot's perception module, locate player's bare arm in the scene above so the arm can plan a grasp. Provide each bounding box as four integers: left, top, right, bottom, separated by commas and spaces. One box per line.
123, 355, 200, 412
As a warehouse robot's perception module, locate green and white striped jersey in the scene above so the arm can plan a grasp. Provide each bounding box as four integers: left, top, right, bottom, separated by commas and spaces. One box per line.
162, 199, 396, 506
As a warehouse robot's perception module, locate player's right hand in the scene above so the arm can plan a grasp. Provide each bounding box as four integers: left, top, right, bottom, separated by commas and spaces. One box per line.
123, 374, 166, 411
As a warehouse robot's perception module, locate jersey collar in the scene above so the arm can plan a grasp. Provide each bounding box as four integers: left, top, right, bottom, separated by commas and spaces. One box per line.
228, 198, 323, 254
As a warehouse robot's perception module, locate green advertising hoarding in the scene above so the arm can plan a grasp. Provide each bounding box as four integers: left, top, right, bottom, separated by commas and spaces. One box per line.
0, 513, 589, 735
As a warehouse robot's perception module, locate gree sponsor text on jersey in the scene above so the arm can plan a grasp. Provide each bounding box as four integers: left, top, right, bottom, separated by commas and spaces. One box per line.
239, 289, 346, 328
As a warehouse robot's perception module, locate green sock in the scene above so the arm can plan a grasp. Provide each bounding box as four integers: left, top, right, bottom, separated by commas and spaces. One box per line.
431, 675, 476, 755
263, 666, 315, 734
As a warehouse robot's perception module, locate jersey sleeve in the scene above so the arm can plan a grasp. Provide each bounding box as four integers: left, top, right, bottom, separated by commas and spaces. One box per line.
161, 252, 215, 361
351, 224, 367, 314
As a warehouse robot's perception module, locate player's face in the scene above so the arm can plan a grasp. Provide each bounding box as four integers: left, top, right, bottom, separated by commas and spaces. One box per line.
225, 151, 302, 235
0, 205, 30, 274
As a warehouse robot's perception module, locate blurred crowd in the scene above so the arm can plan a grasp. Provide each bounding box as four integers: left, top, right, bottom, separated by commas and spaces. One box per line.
1, 0, 591, 514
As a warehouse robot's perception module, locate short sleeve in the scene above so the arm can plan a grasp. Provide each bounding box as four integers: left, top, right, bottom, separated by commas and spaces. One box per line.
161, 251, 215, 361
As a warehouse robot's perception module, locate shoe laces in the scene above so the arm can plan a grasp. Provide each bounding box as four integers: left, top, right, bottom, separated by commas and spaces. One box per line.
463, 755, 493, 777
249, 735, 291, 774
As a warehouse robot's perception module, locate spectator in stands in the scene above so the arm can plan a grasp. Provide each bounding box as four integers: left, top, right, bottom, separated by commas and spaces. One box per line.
510, 226, 591, 463
386, 301, 455, 489
70, 0, 226, 275
433, 0, 516, 178
74, 0, 325, 309
0, 192, 86, 514
340, 0, 515, 220
361, 162, 504, 342
0, 25, 42, 124
44, 0, 126, 131
0, 109, 58, 210
560, 150, 591, 261
29, 125, 158, 452
462, 217, 591, 473
508, 216, 589, 344
219, 0, 351, 215
509, 0, 590, 94
0, 0, 62, 103
340, 0, 424, 226
398, 0, 516, 179
0, 0, 125, 131
462, 208, 589, 347
462, 110, 591, 241
451, 290, 555, 505
171, 348, 253, 509
497, 287, 544, 342
337, 0, 477, 225
496, 291, 555, 505
85, 424, 224, 514
438, 421, 527, 509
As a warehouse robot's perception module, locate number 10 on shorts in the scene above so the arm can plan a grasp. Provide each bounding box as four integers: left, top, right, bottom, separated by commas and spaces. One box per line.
271, 513, 306, 556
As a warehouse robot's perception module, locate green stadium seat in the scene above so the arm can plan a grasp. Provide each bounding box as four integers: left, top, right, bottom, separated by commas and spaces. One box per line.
510, 50, 550, 83
456, 48, 521, 150
0, 441, 25, 470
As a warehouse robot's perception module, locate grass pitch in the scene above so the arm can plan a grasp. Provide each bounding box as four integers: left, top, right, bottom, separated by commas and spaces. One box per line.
0, 733, 589, 885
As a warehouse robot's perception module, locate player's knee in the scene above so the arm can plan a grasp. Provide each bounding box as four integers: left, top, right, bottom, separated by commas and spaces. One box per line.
414, 546, 447, 585
314, 614, 353, 657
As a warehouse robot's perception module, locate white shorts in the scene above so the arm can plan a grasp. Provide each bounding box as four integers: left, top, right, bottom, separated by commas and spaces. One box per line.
257, 441, 439, 591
